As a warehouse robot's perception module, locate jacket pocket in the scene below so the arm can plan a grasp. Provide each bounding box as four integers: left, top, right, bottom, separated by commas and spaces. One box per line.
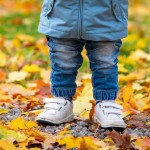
112, 0, 122, 21
42, 0, 55, 17
112, 0, 128, 22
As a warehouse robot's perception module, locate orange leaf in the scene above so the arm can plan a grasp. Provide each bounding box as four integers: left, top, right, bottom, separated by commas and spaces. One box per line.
89, 100, 96, 121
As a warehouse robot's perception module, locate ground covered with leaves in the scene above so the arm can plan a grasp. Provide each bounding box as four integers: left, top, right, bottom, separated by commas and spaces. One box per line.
0, 0, 150, 149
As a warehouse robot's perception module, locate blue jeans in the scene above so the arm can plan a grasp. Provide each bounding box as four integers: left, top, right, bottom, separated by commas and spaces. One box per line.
46, 35, 122, 101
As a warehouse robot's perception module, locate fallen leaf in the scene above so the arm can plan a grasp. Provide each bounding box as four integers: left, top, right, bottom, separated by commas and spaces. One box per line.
8, 116, 37, 130
0, 139, 17, 150
0, 51, 7, 67
22, 64, 41, 72
6, 71, 28, 82
107, 129, 135, 149
0, 125, 27, 142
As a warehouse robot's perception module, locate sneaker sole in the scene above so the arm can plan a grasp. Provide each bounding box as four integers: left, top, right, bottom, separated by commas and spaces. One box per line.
93, 116, 127, 131
36, 114, 74, 125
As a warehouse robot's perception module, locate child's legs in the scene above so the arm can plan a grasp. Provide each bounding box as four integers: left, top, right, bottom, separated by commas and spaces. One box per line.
46, 36, 85, 98
85, 39, 122, 101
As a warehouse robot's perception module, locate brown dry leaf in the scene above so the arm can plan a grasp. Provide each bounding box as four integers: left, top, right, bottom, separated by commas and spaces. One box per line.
107, 129, 135, 149
8, 116, 37, 130
89, 100, 96, 121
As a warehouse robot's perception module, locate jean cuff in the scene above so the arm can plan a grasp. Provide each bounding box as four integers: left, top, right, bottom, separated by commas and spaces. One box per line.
94, 90, 118, 101
50, 85, 76, 97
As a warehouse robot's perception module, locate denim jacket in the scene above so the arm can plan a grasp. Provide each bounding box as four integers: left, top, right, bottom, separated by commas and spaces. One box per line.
38, 0, 128, 41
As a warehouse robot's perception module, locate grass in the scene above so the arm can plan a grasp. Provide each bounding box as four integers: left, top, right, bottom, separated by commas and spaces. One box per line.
0, 13, 41, 39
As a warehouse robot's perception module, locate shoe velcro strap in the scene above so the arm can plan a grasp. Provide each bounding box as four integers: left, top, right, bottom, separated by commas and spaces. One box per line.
44, 103, 61, 110
104, 108, 122, 115
100, 102, 123, 109
43, 97, 67, 105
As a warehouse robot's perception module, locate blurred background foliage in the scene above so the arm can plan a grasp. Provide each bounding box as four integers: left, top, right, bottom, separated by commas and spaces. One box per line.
0, 0, 150, 74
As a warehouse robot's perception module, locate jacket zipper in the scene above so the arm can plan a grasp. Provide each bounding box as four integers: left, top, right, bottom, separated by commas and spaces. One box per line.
78, 0, 82, 38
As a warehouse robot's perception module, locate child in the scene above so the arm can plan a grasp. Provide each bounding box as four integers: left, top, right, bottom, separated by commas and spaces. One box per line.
36, 0, 128, 129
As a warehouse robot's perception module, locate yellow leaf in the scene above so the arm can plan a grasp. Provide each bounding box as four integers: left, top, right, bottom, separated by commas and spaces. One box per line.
118, 64, 129, 73
0, 125, 27, 142
132, 83, 143, 91
141, 104, 150, 112
6, 71, 28, 82
35, 43, 49, 55
79, 110, 90, 119
73, 100, 92, 116
8, 116, 37, 130
16, 34, 34, 42
0, 108, 9, 115
56, 136, 83, 149
79, 136, 100, 149
12, 39, 21, 49
0, 51, 7, 67
136, 39, 147, 49
123, 34, 138, 43
123, 84, 133, 103
0, 140, 17, 150
129, 97, 138, 110
22, 64, 41, 72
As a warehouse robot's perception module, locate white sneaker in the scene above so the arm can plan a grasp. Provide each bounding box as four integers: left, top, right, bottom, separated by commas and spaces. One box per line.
93, 101, 127, 129
36, 97, 74, 125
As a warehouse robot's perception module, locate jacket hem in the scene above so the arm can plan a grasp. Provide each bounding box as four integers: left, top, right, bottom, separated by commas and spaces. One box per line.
38, 24, 128, 41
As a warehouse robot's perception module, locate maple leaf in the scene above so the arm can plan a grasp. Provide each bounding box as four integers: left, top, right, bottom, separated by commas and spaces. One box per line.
107, 129, 136, 149
0, 125, 27, 142
8, 116, 37, 130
